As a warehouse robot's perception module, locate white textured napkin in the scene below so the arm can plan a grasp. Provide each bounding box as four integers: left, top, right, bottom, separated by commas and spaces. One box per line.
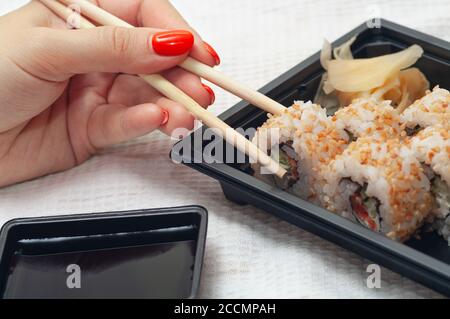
1, 0, 449, 298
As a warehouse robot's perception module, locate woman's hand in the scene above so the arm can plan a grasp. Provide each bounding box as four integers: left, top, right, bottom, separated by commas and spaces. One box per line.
0, 0, 220, 187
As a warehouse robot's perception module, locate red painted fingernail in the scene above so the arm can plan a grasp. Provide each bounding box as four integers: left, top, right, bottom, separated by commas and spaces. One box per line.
161, 109, 169, 126
203, 41, 221, 65
202, 83, 215, 105
152, 30, 194, 56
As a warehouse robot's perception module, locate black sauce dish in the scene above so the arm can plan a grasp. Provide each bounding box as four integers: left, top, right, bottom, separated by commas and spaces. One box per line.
0, 206, 207, 299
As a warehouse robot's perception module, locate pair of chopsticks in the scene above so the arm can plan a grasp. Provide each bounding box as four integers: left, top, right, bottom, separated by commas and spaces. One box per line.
37, 0, 287, 178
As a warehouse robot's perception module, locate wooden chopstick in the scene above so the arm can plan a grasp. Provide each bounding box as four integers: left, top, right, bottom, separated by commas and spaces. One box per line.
38, 0, 286, 178
56, 0, 286, 116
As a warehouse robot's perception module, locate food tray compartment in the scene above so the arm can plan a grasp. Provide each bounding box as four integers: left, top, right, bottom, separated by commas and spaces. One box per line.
171, 19, 450, 296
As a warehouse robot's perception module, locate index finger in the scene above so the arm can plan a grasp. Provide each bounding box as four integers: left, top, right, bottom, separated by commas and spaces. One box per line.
94, 0, 219, 67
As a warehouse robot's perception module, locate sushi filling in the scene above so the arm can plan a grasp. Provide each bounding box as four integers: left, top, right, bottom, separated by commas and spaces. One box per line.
344, 129, 357, 142
431, 175, 450, 218
405, 125, 423, 136
270, 142, 299, 187
349, 183, 381, 232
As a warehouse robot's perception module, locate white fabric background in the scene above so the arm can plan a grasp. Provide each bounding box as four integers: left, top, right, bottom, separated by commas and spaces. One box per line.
0, 0, 449, 298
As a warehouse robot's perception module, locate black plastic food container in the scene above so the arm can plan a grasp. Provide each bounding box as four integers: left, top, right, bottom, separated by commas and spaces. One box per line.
0, 206, 208, 299
171, 20, 450, 296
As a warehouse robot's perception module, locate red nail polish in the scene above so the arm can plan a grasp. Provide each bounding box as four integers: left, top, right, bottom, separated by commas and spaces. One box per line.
152, 30, 194, 56
161, 109, 169, 125
203, 41, 221, 65
202, 83, 215, 105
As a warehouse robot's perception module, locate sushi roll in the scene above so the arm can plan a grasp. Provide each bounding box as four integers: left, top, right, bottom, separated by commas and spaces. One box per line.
253, 101, 350, 203
401, 86, 450, 135
290, 105, 350, 206
325, 137, 434, 241
408, 126, 450, 220
252, 101, 324, 187
332, 98, 403, 141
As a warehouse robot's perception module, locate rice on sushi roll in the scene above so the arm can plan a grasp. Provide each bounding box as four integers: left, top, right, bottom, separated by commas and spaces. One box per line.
325, 137, 434, 241
290, 105, 350, 206
401, 86, 450, 135
409, 125, 450, 219
408, 125, 449, 245
332, 98, 403, 141
252, 101, 325, 187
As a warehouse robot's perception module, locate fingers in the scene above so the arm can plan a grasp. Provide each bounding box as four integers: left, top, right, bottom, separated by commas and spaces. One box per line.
106, 74, 210, 135
139, 0, 220, 67
108, 73, 213, 109
95, 0, 220, 67
87, 99, 195, 149
162, 68, 215, 106
0, 1, 64, 30
88, 102, 166, 148
14, 26, 195, 82
106, 74, 155, 107
156, 98, 196, 135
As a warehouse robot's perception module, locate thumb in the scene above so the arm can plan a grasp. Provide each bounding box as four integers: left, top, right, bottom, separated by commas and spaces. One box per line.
18, 26, 194, 81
